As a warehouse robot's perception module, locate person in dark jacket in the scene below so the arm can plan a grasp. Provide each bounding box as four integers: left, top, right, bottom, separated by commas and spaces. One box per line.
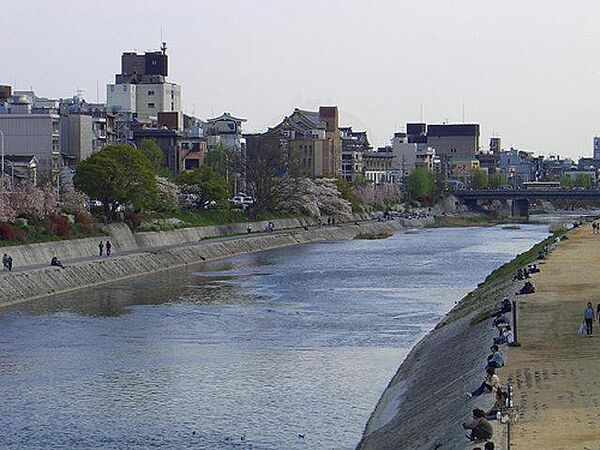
463, 408, 493, 441
106, 240, 112, 256
584, 302, 595, 335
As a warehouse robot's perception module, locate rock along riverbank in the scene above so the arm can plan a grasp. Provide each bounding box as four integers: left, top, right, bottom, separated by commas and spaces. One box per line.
0, 216, 430, 308
357, 227, 563, 450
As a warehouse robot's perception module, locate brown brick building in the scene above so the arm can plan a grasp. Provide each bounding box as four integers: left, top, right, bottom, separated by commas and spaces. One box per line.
245, 106, 341, 178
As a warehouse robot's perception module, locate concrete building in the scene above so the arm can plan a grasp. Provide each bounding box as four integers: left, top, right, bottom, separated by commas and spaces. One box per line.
390, 131, 438, 179
3, 155, 38, 184
107, 44, 182, 124
0, 95, 61, 181
131, 128, 206, 174
363, 147, 393, 184
594, 137, 600, 160
449, 159, 481, 181
406, 123, 427, 144
58, 96, 115, 165
498, 149, 536, 185
245, 107, 341, 179
426, 124, 480, 160
204, 112, 247, 151
340, 127, 370, 182
489, 136, 501, 154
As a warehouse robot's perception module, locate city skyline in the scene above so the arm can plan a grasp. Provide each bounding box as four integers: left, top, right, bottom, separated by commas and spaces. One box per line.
2, 0, 599, 158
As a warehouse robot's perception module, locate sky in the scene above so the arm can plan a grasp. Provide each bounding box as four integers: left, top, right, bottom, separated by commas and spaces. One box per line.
2, 0, 600, 159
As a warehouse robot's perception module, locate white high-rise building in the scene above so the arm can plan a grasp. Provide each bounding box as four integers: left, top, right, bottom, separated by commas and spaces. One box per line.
106, 44, 182, 125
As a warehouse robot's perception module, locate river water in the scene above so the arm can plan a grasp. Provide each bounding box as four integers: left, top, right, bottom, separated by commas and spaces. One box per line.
0, 224, 549, 449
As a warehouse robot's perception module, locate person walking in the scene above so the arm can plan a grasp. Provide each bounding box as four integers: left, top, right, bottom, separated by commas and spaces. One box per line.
98, 241, 104, 257
2, 253, 7, 271
106, 240, 112, 257
584, 302, 595, 336
7, 255, 13, 272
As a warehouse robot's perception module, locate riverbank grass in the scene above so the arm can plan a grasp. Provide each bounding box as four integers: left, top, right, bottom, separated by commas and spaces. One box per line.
354, 231, 393, 240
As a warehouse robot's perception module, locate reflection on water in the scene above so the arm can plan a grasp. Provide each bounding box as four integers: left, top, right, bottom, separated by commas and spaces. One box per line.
0, 225, 549, 449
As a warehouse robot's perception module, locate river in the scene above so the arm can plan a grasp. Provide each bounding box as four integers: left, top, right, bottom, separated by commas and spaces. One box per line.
0, 224, 550, 449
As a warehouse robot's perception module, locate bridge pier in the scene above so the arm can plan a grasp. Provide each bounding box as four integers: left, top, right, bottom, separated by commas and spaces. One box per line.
511, 198, 529, 219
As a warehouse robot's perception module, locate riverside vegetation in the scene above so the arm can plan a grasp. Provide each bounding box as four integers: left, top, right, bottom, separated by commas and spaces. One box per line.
0, 140, 454, 246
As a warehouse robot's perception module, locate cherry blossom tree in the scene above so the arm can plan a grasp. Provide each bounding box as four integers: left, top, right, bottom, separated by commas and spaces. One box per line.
60, 182, 89, 216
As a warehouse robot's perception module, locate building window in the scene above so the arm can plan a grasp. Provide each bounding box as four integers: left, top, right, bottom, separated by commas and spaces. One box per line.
148, 103, 155, 108
148, 90, 155, 96
122, 85, 128, 92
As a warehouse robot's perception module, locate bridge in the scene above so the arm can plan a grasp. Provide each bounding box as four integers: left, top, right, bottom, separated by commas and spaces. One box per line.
453, 189, 600, 217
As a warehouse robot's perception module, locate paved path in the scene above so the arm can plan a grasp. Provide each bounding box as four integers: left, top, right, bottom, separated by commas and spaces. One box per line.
0, 218, 403, 276
506, 224, 600, 449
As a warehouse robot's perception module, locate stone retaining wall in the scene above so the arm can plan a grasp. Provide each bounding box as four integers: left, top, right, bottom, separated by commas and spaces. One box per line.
0, 218, 426, 307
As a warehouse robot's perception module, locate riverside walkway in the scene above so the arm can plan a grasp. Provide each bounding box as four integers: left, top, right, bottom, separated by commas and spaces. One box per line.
506, 224, 600, 448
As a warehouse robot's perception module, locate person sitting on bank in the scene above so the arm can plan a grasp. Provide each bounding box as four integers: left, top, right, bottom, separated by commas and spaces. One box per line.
494, 325, 515, 346
492, 297, 512, 317
486, 345, 505, 369
528, 263, 540, 274
468, 367, 501, 398
50, 256, 65, 269
462, 408, 493, 442
492, 314, 509, 328
486, 389, 509, 421
517, 280, 535, 295
513, 268, 525, 281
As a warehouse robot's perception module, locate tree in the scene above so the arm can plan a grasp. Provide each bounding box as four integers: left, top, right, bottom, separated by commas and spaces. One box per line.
406, 168, 435, 201
205, 142, 232, 179
156, 176, 180, 212
175, 166, 229, 207
139, 139, 164, 172
575, 173, 594, 188
11, 182, 58, 219
352, 173, 369, 188
336, 178, 362, 211
230, 138, 296, 215
74, 144, 159, 221
280, 178, 352, 218
560, 175, 575, 188
470, 169, 489, 189
488, 172, 507, 189
59, 182, 89, 216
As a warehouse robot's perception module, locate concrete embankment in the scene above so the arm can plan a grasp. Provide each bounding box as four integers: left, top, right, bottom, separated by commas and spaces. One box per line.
357, 232, 559, 450
0, 217, 423, 308
0, 217, 329, 268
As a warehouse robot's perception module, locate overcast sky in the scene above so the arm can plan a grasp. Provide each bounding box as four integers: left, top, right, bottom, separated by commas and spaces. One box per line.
2, 0, 599, 159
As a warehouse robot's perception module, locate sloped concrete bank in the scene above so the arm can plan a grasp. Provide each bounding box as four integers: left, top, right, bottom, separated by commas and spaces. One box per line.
0, 217, 336, 268
0, 218, 423, 308
356, 237, 557, 450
